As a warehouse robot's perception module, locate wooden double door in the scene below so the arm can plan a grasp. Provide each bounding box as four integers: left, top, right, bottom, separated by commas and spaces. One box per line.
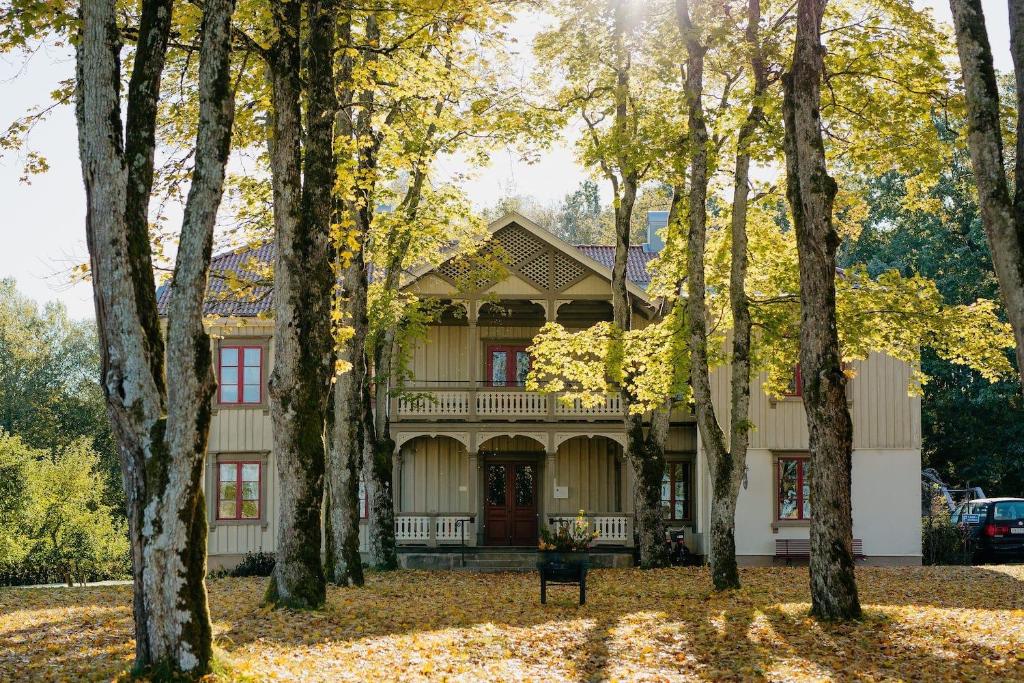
484, 461, 538, 546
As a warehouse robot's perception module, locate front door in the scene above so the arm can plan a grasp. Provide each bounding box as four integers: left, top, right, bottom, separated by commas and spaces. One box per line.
484, 462, 539, 545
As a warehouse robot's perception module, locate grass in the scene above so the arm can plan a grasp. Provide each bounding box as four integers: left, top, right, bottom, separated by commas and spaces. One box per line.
1, 565, 1023, 681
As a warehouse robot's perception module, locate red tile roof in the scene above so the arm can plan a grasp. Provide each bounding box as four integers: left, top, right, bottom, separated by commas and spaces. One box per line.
158, 241, 654, 317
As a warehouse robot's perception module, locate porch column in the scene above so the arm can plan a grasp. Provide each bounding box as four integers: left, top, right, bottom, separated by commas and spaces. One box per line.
392, 445, 403, 515
469, 450, 483, 545
467, 301, 479, 418
545, 449, 558, 524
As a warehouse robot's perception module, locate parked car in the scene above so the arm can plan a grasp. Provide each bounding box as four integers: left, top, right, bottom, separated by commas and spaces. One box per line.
951, 498, 1024, 563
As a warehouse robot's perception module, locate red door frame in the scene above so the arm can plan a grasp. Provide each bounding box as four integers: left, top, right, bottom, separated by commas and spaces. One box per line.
484, 461, 539, 546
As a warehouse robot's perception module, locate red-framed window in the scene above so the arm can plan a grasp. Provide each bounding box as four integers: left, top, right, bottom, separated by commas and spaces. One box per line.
777, 456, 811, 520
661, 461, 692, 522
218, 345, 263, 404
216, 461, 262, 520
784, 364, 802, 397
486, 344, 531, 387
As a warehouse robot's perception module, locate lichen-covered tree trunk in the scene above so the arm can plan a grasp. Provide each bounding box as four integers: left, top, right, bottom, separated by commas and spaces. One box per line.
782, 0, 861, 622
328, 254, 370, 586
676, 0, 762, 592
75, 0, 236, 674
364, 161, 433, 571
948, 0, 1024, 386
677, 0, 736, 589
264, 0, 337, 609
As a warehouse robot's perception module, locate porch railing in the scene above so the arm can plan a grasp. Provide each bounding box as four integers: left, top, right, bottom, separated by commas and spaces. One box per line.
395, 513, 475, 546
393, 386, 624, 420
547, 513, 632, 545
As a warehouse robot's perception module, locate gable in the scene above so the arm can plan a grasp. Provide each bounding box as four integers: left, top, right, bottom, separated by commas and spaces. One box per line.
405, 212, 652, 303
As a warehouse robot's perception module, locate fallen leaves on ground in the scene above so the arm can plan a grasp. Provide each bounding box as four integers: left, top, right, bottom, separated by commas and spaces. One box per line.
1, 565, 1023, 681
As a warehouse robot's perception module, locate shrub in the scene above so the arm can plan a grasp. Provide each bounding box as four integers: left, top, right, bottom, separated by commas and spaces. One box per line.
922, 494, 974, 565
229, 551, 276, 577
0, 433, 130, 586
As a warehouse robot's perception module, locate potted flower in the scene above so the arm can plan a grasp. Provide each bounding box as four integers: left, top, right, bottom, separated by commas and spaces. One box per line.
537, 510, 599, 581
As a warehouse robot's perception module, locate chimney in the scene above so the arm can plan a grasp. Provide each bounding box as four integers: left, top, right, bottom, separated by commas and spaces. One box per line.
645, 210, 668, 253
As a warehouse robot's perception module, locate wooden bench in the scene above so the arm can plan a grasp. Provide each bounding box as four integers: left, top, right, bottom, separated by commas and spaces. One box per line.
775, 538, 864, 565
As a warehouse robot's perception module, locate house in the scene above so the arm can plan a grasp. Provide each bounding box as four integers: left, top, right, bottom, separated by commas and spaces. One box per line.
159, 212, 922, 570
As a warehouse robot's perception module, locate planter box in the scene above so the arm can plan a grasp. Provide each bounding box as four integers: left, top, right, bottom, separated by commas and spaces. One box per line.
537, 550, 590, 604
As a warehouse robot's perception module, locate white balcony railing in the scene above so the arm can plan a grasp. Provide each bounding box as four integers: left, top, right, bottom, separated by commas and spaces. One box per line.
553, 393, 624, 417
396, 391, 471, 417
476, 390, 548, 416
394, 387, 624, 420
395, 514, 474, 546
547, 514, 631, 545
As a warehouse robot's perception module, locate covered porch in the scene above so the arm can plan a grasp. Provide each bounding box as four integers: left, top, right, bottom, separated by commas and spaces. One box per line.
390, 429, 634, 550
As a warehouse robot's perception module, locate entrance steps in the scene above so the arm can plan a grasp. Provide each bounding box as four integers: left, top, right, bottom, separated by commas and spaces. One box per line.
396, 547, 634, 571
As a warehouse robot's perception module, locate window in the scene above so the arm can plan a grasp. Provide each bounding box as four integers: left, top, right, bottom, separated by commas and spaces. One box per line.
486, 344, 531, 387
784, 364, 802, 397
359, 480, 369, 519
661, 461, 691, 522
219, 345, 263, 404
217, 461, 261, 520
777, 456, 811, 520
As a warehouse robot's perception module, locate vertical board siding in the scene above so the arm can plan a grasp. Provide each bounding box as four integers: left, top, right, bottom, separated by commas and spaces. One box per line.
206, 322, 277, 558
666, 426, 698, 452
400, 437, 471, 512
408, 326, 471, 384
708, 350, 920, 451
550, 437, 622, 515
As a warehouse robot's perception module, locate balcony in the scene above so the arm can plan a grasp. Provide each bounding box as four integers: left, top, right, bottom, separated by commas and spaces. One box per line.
393, 384, 624, 421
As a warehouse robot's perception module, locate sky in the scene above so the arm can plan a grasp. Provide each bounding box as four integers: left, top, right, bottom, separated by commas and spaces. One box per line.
0, 1, 1013, 320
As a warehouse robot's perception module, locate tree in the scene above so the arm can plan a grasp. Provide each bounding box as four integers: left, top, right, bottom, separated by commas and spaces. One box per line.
676, 0, 770, 591
842, 168, 1024, 497
0, 433, 129, 587
75, 0, 237, 674
536, 0, 676, 568
0, 280, 118, 510
555, 180, 603, 244
782, 0, 860, 621
947, 0, 1024, 388
261, 0, 338, 610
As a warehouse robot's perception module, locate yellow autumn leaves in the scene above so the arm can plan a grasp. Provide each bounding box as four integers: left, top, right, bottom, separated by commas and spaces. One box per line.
1, 565, 1023, 681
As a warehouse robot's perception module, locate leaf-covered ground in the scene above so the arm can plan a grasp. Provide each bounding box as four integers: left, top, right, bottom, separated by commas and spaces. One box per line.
2, 565, 1023, 681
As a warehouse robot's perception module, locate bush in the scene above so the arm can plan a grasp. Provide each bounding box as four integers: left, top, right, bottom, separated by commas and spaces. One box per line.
922, 495, 974, 565
0, 433, 131, 586
229, 551, 276, 577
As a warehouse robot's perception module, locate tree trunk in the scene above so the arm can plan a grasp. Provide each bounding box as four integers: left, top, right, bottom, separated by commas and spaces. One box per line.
676, 0, 763, 592
364, 159, 434, 570
75, 0, 236, 674
782, 0, 861, 621
676, 0, 738, 589
948, 0, 1024, 385
328, 256, 370, 586
607, 0, 668, 569
264, 0, 337, 610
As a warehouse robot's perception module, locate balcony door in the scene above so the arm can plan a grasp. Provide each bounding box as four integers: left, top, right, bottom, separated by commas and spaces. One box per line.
486, 344, 531, 387
484, 462, 538, 546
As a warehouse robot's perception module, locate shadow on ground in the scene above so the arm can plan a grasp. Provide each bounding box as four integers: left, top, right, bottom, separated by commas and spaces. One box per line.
1, 565, 1022, 680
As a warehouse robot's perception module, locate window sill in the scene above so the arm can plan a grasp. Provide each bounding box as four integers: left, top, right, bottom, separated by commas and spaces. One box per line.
772, 519, 810, 533
212, 404, 270, 414
211, 519, 269, 530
